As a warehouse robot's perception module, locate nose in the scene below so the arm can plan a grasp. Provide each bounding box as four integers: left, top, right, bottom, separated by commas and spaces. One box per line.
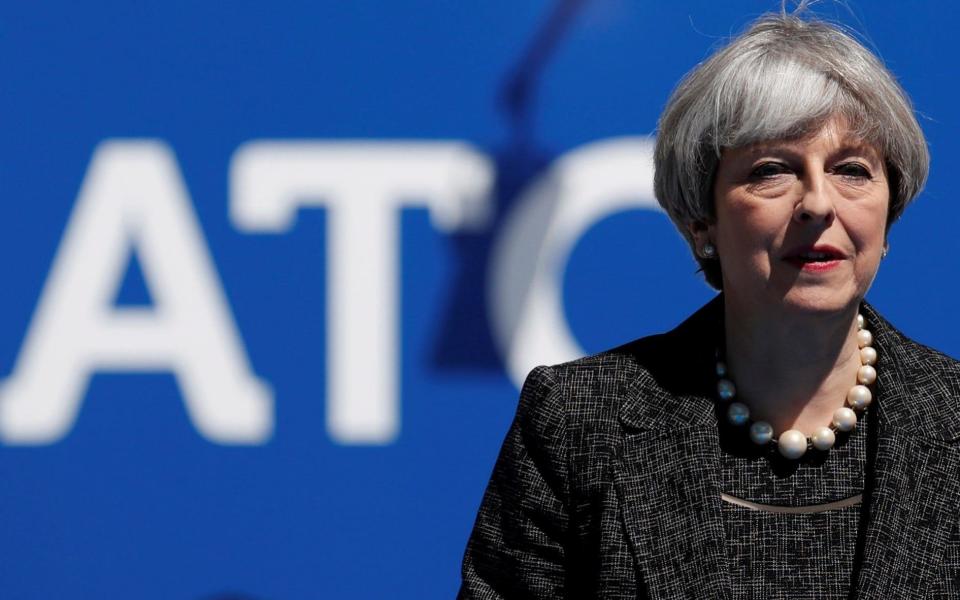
794, 174, 835, 225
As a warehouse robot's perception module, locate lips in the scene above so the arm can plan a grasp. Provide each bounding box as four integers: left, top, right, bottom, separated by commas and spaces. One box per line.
783, 244, 846, 271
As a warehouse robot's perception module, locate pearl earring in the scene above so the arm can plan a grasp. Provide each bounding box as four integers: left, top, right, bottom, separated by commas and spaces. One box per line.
701, 243, 717, 258
881, 245, 889, 259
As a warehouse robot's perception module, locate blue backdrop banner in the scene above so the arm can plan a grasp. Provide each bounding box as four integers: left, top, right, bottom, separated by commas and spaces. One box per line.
0, 1, 957, 598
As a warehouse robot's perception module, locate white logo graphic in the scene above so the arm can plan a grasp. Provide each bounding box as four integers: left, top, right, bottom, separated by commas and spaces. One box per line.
0, 137, 656, 445
489, 138, 659, 385
0, 141, 272, 444
230, 141, 493, 444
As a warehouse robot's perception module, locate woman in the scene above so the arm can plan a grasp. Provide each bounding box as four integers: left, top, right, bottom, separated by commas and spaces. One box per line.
459, 10, 960, 600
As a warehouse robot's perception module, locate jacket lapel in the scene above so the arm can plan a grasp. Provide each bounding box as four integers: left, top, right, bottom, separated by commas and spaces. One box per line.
615, 424, 732, 599
851, 430, 960, 597
612, 296, 732, 599
609, 297, 960, 598
851, 303, 960, 597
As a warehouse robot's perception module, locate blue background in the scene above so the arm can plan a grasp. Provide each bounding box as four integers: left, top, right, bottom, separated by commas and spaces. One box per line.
0, 1, 957, 598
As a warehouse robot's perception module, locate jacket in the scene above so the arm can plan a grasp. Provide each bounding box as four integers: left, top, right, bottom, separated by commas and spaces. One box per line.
459, 295, 960, 598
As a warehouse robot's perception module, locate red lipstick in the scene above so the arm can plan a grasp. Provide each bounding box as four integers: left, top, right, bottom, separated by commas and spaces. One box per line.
783, 244, 846, 272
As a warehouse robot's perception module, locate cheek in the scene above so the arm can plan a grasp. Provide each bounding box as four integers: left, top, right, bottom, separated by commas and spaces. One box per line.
846, 182, 890, 244
715, 204, 786, 253
841, 205, 888, 252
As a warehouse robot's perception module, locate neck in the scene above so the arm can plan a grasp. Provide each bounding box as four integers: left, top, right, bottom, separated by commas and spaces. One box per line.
721, 292, 863, 435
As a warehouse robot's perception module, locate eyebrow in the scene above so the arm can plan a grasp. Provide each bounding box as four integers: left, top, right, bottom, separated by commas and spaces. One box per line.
733, 142, 883, 164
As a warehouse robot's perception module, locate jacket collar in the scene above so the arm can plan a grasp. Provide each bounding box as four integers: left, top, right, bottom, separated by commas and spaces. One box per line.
849, 301, 960, 596
613, 294, 960, 599
617, 294, 960, 442
860, 300, 960, 443
617, 293, 722, 433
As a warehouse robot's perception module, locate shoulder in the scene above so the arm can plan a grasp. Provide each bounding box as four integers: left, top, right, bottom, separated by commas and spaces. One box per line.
514, 346, 649, 441
890, 332, 960, 414
887, 329, 960, 412
898, 336, 960, 376
863, 301, 960, 441
522, 295, 722, 433
535, 339, 655, 404
865, 301, 960, 379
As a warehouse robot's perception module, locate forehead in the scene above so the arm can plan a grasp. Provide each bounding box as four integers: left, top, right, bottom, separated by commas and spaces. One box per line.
723, 117, 884, 163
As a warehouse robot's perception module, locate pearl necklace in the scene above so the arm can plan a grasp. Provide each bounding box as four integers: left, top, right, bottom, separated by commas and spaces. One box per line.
715, 313, 877, 460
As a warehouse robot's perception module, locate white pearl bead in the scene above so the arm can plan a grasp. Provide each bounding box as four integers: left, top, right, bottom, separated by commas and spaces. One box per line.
727, 402, 750, 426
857, 365, 877, 385
717, 379, 736, 401
811, 426, 836, 451
846, 384, 872, 409
778, 429, 808, 459
712, 323, 878, 454
832, 407, 858, 432
750, 421, 774, 445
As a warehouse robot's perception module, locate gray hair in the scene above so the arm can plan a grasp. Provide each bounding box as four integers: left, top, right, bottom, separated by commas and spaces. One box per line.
653, 12, 929, 290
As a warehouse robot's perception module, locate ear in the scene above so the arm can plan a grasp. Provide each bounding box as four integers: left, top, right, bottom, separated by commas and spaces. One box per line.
686, 220, 712, 247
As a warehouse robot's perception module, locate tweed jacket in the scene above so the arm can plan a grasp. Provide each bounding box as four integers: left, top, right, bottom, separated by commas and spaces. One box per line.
459, 296, 960, 599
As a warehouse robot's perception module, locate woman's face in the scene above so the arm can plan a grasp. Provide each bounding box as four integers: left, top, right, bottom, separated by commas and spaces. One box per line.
706, 117, 889, 316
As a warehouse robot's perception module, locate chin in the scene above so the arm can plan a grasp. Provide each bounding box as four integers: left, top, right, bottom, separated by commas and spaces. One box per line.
724, 271, 866, 317
778, 287, 863, 317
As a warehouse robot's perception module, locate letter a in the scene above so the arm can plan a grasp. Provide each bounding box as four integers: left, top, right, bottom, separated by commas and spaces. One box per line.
0, 141, 273, 444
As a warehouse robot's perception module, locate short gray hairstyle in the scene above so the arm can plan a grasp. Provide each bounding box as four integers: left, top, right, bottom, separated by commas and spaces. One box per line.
654, 12, 929, 290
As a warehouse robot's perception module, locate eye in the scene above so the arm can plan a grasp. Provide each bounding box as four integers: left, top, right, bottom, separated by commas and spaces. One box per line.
749, 161, 790, 179
833, 162, 873, 180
